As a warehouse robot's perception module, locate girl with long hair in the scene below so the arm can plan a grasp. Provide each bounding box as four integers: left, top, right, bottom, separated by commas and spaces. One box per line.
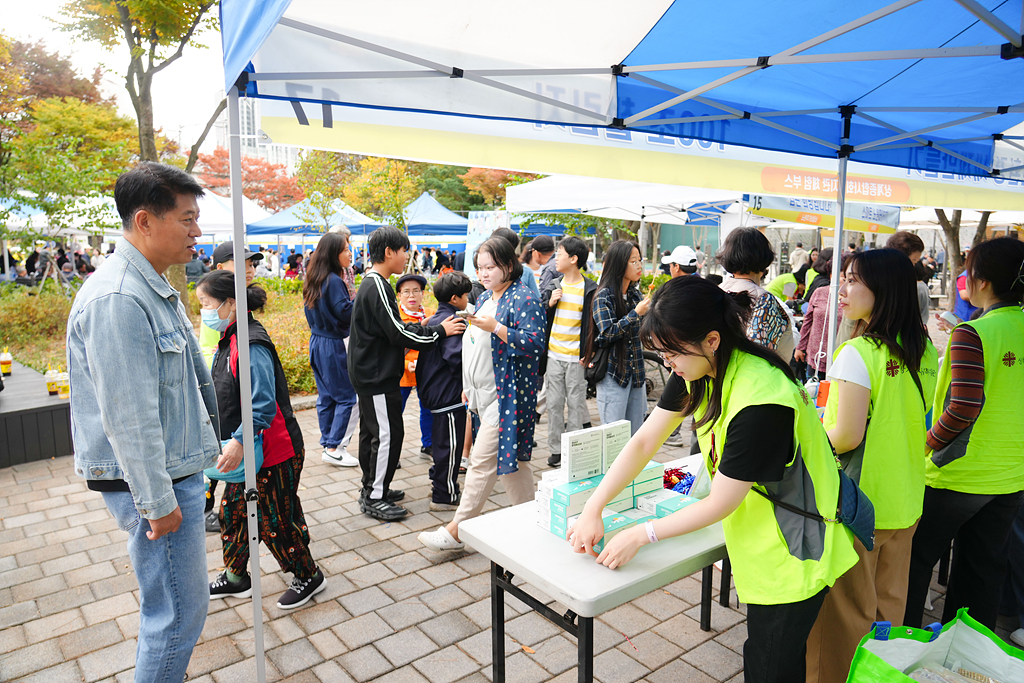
570, 276, 857, 683
197, 271, 324, 609
588, 240, 650, 434
418, 237, 545, 552
303, 231, 359, 467
905, 237, 1024, 631
805, 248, 938, 683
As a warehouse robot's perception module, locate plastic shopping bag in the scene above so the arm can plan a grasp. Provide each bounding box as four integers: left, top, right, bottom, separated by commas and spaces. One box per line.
846, 608, 1024, 683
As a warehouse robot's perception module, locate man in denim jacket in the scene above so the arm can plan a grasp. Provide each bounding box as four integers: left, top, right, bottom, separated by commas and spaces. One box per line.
67, 163, 222, 683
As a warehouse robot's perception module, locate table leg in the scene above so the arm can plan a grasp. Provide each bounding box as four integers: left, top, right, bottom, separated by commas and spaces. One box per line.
577, 616, 593, 683
491, 562, 506, 683
719, 556, 731, 608
700, 565, 713, 631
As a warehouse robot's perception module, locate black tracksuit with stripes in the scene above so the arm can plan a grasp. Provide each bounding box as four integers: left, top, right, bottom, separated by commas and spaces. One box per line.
348, 271, 447, 501
416, 302, 465, 504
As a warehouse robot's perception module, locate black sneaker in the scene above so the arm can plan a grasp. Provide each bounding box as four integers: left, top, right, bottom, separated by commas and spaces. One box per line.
363, 498, 409, 521
547, 454, 561, 467
209, 571, 252, 599
360, 489, 405, 508
420, 446, 432, 460
205, 510, 219, 533
277, 568, 326, 610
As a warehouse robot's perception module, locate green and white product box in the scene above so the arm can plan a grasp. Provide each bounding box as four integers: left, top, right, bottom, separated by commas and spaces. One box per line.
618, 508, 656, 525
633, 477, 663, 497
601, 420, 632, 474
545, 476, 632, 518
562, 428, 604, 481
604, 497, 634, 513
594, 509, 639, 553
636, 489, 699, 517
541, 469, 568, 485
633, 461, 665, 485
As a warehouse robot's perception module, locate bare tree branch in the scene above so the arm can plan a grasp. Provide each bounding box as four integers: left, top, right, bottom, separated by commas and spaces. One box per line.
972, 211, 991, 247
150, 3, 214, 77
185, 97, 226, 173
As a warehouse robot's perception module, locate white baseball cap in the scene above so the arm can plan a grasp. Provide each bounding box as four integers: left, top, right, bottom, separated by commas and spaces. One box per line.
661, 246, 698, 267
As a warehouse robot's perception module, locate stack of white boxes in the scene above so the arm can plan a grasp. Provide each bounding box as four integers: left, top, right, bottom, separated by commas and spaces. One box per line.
535, 421, 699, 550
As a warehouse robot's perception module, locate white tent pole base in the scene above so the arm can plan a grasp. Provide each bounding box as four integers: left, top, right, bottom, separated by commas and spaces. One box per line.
228, 84, 268, 683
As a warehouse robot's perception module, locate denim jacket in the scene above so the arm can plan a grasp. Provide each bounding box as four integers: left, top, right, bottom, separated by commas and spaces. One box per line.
67, 238, 220, 519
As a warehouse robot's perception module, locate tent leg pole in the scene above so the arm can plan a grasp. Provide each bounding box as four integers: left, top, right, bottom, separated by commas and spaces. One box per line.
825, 155, 849, 374
228, 85, 267, 683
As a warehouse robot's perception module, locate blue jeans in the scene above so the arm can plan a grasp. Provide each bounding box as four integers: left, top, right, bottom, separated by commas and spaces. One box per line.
102, 473, 208, 683
596, 374, 647, 435
309, 335, 358, 450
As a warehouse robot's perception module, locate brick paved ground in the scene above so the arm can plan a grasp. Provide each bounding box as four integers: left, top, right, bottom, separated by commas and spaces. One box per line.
0, 390, 1012, 682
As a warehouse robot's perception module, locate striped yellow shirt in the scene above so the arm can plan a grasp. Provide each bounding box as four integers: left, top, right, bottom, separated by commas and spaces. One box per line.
548, 276, 586, 362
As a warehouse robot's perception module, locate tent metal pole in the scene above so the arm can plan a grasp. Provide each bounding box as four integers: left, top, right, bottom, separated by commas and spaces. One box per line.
954, 0, 1023, 47
227, 85, 268, 683
825, 109, 852, 372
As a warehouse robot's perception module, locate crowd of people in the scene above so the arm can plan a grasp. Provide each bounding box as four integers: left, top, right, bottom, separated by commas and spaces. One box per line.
64, 162, 1024, 683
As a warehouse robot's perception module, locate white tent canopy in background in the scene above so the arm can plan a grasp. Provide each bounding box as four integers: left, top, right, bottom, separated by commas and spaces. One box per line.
506, 175, 741, 224
899, 206, 1024, 227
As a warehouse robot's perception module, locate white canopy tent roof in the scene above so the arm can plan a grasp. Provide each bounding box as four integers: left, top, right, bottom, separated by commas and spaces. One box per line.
899, 205, 1024, 226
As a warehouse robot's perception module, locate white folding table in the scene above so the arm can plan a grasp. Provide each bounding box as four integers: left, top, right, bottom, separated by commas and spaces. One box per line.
459, 501, 731, 683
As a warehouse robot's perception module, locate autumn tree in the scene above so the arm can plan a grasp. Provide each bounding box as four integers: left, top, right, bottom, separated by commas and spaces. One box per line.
411, 163, 482, 214
58, 0, 220, 167
343, 157, 423, 230
0, 33, 28, 194
293, 150, 362, 230
194, 147, 305, 211
11, 40, 106, 104
460, 168, 540, 206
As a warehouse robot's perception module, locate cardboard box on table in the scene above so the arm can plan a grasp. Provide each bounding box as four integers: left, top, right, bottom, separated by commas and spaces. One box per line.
636, 489, 699, 517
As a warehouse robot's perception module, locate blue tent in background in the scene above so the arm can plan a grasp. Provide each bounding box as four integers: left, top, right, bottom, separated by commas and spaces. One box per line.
246, 198, 384, 236
403, 193, 468, 236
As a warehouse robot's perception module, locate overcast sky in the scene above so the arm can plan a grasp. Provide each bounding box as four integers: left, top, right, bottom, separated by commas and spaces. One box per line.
6, 0, 227, 152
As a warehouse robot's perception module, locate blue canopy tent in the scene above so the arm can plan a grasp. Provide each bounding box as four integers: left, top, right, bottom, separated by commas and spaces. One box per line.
245, 198, 384, 236
217, 2, 1024, 674
403, 192, 468, 236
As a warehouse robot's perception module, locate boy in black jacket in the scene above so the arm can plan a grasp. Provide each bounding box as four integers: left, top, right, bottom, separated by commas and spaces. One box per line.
415, 272, 472, 511
348, 228, 465, 520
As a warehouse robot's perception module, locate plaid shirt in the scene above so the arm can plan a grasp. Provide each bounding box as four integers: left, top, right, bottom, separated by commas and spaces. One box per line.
592, 285, 646, 388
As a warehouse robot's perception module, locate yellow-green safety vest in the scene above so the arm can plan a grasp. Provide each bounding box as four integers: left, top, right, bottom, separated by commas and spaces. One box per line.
693, 351, 858, 605
765, 273, 798, 300
199, 321, 219, 369
806, 268, 820, 288
927, 304, 1024, 495
823, 336, 938, 529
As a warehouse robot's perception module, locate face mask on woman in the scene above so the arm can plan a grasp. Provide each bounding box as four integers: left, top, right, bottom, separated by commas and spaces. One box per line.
201, 301, 231, 332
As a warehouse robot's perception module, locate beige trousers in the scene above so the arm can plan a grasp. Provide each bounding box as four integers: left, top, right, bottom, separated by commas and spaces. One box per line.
452, 420, 534, 530
806, 520, 919, 683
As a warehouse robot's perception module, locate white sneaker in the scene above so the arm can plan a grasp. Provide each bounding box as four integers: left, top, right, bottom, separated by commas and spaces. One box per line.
1011, 628, 1024, 648
418, 526, 465, 552
323, 448, 358, 467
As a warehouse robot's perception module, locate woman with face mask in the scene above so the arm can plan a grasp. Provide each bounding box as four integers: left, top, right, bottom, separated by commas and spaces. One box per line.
196, 270, 326, 611
569, 276, 858, 683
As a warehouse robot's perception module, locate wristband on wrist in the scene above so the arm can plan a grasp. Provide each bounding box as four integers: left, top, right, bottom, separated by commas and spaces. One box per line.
644, 520, 659, 544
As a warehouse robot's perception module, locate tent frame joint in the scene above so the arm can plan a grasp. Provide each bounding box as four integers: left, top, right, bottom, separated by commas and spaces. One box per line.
991, 168, 1001, 176
610, 118, 626, 129
450, 67, 464, 78
838, 143, 854, 159
993, 133, 1004, 140
1001, 40, 1024, 60
756, 56, 770, 67
611, 64, 624, 76
234, 70, 249, 91
839, 104, 856, 118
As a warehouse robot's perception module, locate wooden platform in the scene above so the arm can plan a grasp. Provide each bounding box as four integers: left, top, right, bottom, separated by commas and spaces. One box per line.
0, 361, 73, 468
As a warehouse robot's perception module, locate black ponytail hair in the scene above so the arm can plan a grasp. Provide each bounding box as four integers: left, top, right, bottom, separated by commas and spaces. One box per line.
965, 237, 1024, 306
640, 276, 797, 431
846, 248, 927, 374
196, 269, 267, 312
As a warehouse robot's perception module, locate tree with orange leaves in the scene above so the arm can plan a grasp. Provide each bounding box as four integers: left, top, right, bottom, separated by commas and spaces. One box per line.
194, 146, 305, 212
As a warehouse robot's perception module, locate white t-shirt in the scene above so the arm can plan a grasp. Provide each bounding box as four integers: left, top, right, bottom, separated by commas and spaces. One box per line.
827, 344, 871, 390
462, 297, 501, 427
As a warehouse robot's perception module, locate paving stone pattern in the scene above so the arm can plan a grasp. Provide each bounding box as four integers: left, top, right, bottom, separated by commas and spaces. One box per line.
0, 394, 999, 682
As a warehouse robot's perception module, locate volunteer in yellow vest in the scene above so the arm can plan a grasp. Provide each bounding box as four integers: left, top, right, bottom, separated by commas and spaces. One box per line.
199, 241, 261, 533
805, 248, 938, 683
764, 267, 806, 301
905, 237, 1024, 630
199, 241, 260, 367
568, 277, 857, 683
